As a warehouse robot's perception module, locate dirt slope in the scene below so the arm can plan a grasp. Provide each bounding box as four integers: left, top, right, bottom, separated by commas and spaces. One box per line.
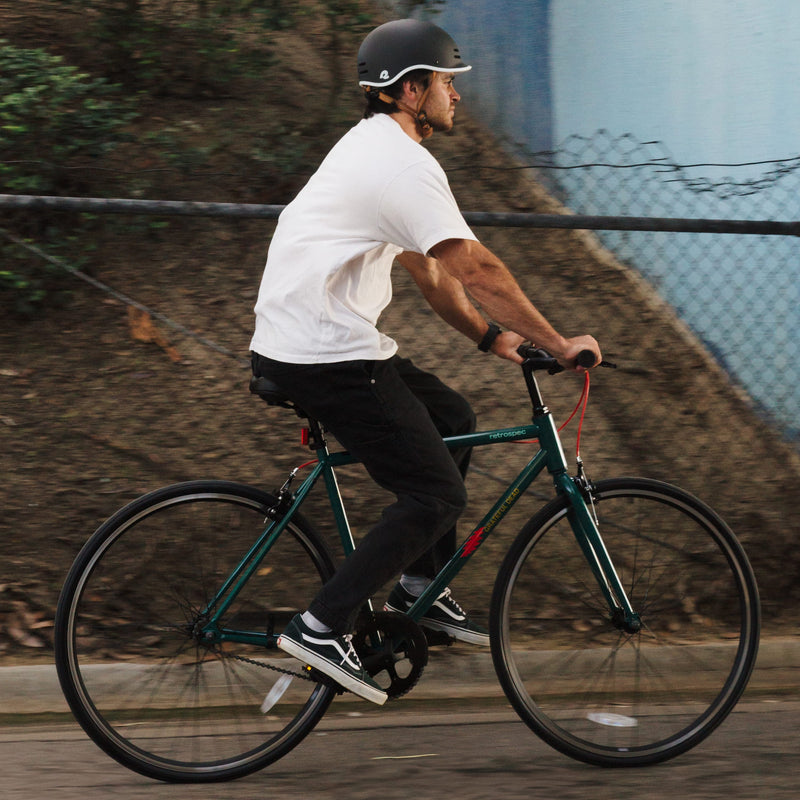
2, 5, 799, 659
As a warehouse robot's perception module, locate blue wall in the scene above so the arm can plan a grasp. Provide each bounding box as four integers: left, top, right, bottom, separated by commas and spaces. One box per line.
425, 1, 800, 440
549, 1, 800, 180
431, 0, 553, 153
434, 0, 800, 176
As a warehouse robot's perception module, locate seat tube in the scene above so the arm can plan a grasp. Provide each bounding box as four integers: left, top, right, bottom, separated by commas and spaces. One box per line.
320, 463, 376, 615
321, 463, 357, 556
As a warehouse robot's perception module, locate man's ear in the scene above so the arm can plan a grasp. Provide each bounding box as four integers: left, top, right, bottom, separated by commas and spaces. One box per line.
402, 78, 420, 98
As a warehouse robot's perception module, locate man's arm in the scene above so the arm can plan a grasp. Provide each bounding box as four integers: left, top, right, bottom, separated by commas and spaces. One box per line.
428, 238, 601, 367
396, 251, 525, 362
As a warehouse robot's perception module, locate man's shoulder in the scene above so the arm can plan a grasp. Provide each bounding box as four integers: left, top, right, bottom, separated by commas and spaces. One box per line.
289, 115, 443, 218
344, 115, 436, 169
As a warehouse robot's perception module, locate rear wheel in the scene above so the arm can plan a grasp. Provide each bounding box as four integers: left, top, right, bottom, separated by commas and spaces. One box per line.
55, 480, 337, 782
490, 477, 760, 766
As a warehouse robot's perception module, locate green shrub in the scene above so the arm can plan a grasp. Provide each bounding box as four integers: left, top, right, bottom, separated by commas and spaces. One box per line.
56, 1, 289, 92
0, 40, 136, 195
0, 41, 136, 314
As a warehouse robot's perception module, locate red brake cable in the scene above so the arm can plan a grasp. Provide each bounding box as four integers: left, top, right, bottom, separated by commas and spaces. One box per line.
517, 370, 591, 457
572, 370, 590, 459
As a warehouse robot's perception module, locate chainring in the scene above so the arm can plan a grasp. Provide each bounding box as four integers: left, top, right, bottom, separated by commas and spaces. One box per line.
352, 611, 428, 699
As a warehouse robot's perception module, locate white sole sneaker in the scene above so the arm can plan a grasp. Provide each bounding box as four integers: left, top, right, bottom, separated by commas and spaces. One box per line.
277, 631, 388, 705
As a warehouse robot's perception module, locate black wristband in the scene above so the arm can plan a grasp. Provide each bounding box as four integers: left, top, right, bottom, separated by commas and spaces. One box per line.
477, 322, 502, 352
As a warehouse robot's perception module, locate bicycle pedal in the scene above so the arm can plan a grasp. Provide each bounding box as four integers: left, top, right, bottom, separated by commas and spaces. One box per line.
423, 628, 455, 648
306, 666, 345, 693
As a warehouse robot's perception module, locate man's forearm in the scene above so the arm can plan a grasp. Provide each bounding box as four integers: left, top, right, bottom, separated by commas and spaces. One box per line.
431, 239, 568, 355
398, 251, 489, 344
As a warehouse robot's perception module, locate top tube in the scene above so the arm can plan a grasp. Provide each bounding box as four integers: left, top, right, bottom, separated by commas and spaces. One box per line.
443, 424, 540, 450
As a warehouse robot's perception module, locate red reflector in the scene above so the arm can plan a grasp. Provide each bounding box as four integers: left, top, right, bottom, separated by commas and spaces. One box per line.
301, 428, 310, 446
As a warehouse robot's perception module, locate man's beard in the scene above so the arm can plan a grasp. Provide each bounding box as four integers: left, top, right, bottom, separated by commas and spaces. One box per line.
429, 114, 455, 133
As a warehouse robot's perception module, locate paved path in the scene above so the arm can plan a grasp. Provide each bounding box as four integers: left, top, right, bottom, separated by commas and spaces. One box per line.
2, 698, 798, 799
3, 637, 797, 799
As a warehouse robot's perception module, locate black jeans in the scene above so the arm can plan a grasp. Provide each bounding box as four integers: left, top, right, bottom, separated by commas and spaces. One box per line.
251, 352, 476, 634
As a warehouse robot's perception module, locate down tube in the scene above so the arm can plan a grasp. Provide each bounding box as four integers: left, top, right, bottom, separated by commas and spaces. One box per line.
413, 449, 550, 610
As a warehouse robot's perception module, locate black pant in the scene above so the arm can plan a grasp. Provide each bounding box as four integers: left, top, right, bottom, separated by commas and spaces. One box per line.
251, 352, 475, 634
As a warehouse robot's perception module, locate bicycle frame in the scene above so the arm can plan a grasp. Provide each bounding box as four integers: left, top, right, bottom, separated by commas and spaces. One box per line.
203, 364, 640, 647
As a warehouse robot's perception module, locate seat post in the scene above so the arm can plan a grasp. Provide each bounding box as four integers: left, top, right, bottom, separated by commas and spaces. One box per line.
305, 417, 328, 451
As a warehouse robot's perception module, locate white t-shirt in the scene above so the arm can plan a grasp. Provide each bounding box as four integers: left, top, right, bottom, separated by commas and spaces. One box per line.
249, 114, 477, 363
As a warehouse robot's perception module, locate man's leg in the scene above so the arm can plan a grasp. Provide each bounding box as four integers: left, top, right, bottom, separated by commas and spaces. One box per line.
390, 356, 476, 577
252, 353, 468, 634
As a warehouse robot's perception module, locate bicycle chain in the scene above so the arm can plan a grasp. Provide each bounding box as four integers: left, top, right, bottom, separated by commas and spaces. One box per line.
229, 651, 317, 681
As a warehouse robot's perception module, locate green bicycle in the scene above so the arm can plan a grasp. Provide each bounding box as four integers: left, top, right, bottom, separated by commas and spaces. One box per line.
54, 347, 760, 782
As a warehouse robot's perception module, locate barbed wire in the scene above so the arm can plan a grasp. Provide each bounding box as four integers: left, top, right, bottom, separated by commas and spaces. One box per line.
6, 130, 800, 199
4, 129, 800, 442
538, 131, 800, 444
6, 147, 800, 175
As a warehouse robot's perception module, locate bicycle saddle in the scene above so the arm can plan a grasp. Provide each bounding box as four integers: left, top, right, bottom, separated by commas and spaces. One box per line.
249, 375, 309, 418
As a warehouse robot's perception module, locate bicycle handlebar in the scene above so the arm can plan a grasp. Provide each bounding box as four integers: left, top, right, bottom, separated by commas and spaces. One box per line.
517, 345, 617, 373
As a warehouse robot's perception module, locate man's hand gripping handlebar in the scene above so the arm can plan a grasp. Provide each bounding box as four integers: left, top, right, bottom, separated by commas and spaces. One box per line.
517, 345, 617, 374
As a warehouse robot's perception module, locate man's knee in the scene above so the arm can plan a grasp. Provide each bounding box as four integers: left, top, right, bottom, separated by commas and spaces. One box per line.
399, 477, 467, 531
440, 393, 476, 439
431, 478, 468, 526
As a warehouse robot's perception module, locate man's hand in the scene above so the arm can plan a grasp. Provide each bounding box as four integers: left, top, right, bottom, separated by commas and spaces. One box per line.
557, 335, 602, 371
490, 331, 526, 364
493, 333, 601, 370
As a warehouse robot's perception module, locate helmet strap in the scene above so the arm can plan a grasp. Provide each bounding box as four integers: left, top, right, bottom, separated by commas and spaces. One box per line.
365, 83, 434, 139
410, 80, 434, 139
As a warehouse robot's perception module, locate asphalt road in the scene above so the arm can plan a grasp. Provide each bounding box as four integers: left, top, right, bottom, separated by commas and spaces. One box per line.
3, 697, 797, 800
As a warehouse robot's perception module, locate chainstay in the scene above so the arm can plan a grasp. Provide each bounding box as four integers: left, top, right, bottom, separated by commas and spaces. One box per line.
230, 651, 314, 680
229, 651, 339, 689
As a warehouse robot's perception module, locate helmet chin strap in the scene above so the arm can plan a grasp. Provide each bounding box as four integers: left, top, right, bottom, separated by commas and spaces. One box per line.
367, 83, 434, 139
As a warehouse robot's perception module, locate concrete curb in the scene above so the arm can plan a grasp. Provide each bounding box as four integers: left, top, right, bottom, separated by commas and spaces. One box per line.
2, 638, 797, 716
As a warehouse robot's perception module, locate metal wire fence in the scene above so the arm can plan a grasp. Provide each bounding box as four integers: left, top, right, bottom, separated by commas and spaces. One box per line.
2, 129, 799, 443
524, 131, 800, 443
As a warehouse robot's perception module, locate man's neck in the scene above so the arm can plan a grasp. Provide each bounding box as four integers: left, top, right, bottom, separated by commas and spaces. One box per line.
388, 111, 424, 143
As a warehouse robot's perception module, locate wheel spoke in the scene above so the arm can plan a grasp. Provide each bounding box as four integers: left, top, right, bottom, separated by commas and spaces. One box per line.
491, 477, 759, 766
55, 481, 336, 782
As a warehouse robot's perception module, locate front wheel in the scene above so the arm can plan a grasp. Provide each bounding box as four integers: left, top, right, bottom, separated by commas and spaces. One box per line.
54, 480, 337, 782
490, 477, 760, 767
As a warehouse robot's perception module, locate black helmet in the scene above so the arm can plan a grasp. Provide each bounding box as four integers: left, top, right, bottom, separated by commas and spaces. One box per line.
357, 19, 471, 87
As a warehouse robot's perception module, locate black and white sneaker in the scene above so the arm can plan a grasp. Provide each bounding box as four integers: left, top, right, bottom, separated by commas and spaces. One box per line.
384, 584, 490, 646
277, 614, 387, 705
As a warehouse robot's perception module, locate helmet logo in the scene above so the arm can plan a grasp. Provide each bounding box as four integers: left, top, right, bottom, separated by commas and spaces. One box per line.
379, 69, 390, 80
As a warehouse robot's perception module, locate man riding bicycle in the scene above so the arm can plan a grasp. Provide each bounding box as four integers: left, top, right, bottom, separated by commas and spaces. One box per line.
250, 18, 601, 704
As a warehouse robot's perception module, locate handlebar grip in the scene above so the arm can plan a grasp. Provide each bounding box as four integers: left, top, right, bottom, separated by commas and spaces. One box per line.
517, 345, 596, 367
517, 345, 615, 371
575, 350, 597, 369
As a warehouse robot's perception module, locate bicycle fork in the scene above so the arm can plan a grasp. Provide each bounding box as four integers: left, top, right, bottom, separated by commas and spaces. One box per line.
519, 355, 640, 634
558, 471, 642, 634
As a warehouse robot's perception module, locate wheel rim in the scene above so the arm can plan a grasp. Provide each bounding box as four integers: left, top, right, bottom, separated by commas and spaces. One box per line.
58, 487, 335, 779
494, 481, 758, 764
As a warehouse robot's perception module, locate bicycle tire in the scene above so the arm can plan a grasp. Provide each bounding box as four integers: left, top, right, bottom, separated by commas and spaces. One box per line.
54, 480, 337, 783
490, 477, 760, 767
